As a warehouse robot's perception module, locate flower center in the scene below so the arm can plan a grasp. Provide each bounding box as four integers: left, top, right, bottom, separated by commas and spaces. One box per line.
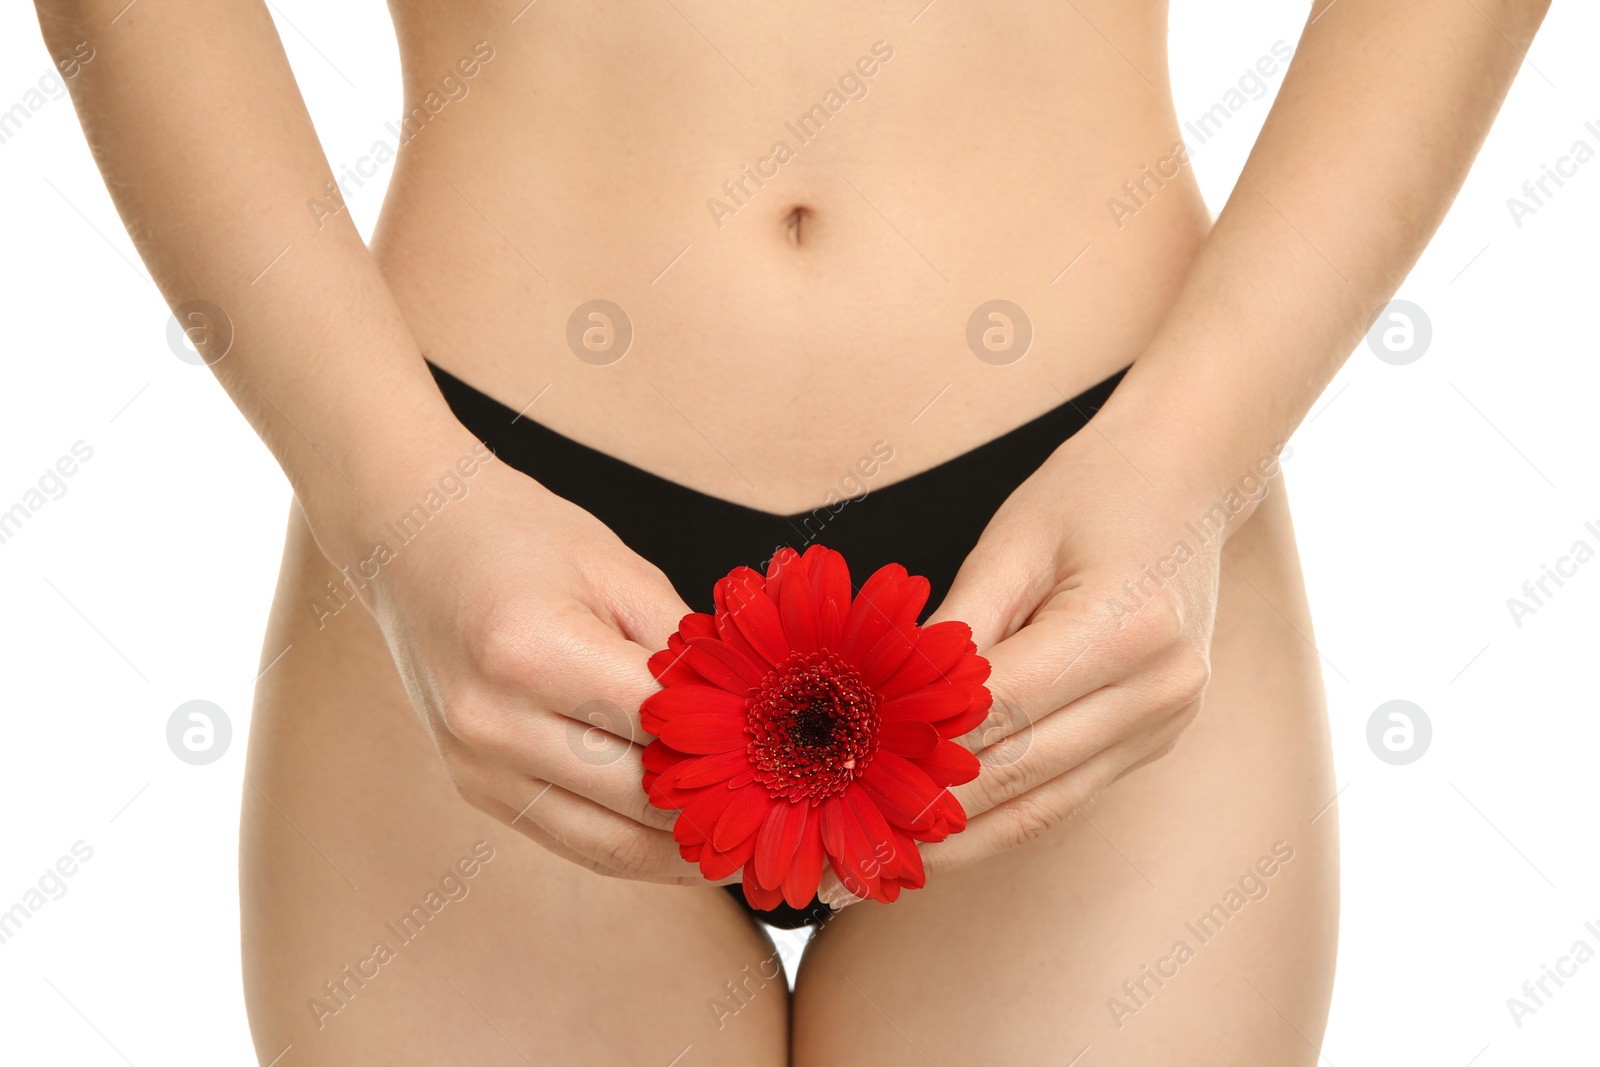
746, 652, 880, 802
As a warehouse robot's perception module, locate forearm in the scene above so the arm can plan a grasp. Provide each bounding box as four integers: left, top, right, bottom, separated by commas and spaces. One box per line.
37, 0, 472, 561
1090, 0, 1549, 518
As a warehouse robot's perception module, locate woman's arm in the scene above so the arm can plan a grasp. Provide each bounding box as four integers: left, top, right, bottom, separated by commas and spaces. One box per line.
38, 0, 711, 885
36, 0, 461, 561
1098, 0, 1549, 506
831, 0, 1552, 896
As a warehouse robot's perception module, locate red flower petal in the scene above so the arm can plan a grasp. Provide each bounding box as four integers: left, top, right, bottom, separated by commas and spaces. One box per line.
674, 749, 753, 788
818, 597, 845, 654
722, 572, 791, 668
889, 827, 926, 888
858, 750, 947, 833
933, 693, 992, 739
914, 739, 982, 787
714, 577, 771, 669
929, 789, 968, 835
784, 818, 827, 908
944, 653, 992, 687
642, 684, 748, 728
818, 795, 850, 857
833, 791, 884, 901
659, 713, 749, 754
754, 799, 809, 889
889, 575, 931, 631
858, 626, 916, 688
649, 645, 706, 687
765, 547, 801, 591
684, 637, 764, 692
700, 829, 758, 880
680, 613, 718, 641
764, 549, 805, 621
713, 784, 774, 852
840, 564, 909, 666
674, 783, 742, 845
804, 545, 851, 613
777, 561, 821, 656
879, 718, 940, 757
877, 621, 975, 701
641, 740, 679, 774
647, 752, 717, 809
879, 685, 971, 723
742, 864, 786, 910
845, 785, 904, 878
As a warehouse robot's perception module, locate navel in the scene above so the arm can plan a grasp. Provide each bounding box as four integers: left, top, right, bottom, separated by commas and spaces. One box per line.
784, 205, 813, 246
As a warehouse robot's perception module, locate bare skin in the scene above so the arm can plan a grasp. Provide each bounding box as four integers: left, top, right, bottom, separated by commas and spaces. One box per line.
36, 0, 1546, 1062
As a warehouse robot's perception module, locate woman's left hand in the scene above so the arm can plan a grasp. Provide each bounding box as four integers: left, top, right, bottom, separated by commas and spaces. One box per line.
820, 420, 1276, 904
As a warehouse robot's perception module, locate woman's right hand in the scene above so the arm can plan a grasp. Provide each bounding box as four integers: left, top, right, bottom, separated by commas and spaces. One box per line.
321, 432, 715, 886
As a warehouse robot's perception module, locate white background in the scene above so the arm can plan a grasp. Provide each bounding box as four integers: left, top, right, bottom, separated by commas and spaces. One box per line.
1, 2, 1596, 1064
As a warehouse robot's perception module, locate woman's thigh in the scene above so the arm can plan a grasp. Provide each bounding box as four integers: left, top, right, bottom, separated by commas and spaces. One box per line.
239, 507, 789, 1067
791, 483, 1339, 1066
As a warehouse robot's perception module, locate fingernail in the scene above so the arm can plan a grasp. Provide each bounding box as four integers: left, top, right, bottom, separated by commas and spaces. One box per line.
818, 883, 859, 911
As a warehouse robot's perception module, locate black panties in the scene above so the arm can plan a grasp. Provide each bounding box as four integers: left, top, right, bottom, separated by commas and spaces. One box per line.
428, 361, 1126, 928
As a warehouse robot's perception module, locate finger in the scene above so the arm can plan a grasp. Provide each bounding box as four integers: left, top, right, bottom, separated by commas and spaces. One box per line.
498, 611, 662, 748
595, 554, 695, 654
923, 537, 1045, 651
468, 785, 638, 878
511, 776, 713, 885
952, 684, 1198, 821
919, 742, 1137, 878
969, 600, 1165, 747
457, 607, 660, 752
816, 868, 864, 911
445, 737, 710, 885
489, 704, 678, 832
481, 784, 740, 888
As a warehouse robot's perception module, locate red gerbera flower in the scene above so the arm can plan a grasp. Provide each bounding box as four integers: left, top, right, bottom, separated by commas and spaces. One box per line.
640, 545, 991, 908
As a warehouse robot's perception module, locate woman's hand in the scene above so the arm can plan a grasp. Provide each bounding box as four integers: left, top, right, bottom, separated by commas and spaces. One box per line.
821, 420, 1279, 904
326, 434, 720, 886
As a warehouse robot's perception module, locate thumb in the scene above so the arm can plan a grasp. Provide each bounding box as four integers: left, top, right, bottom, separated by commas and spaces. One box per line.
924, 534, 1039, 652
611, 560, 694, 654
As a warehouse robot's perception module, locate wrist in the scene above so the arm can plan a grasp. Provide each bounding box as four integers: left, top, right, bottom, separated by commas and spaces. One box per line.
297, 409, 494, 571
1085, 362, 1291, 544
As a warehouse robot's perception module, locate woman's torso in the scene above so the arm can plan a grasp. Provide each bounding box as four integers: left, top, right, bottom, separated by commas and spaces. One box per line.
373, 0, 1209, 513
